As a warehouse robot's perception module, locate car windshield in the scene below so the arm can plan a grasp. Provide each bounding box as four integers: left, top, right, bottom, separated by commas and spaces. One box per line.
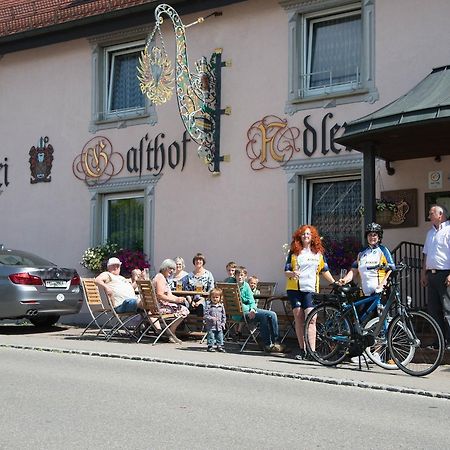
0, 249, 55, 266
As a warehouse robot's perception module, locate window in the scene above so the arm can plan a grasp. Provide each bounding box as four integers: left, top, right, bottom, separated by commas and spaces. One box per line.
106, 43, 146, 115
103, 192, 144, 251
308, 176, 362, 242
306, 9, 361, 93
283, 153, 363, 240
89, 174, 159, 266
283, 0, 378, 113
89, 27, 157, 132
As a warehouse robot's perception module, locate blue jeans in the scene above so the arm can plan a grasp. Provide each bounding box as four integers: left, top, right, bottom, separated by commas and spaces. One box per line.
115, 298, 138, 313
247, 308, 279, 346
207, 329, 224, 347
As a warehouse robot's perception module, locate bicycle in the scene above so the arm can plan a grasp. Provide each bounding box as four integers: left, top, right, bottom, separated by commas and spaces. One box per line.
304, 262, 445, 376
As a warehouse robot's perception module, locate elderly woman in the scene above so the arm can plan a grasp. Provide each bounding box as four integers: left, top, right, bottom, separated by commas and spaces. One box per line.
153, 259, 190, 342
170, 256, 189, 291
185, 252, 215, 316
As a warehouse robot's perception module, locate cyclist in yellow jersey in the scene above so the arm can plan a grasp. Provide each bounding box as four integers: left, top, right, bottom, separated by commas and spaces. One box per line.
285, 225, 335, 360
339, 222, 395, 296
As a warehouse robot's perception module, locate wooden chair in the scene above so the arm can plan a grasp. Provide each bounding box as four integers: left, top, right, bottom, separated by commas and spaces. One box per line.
80, 278, 114, 338
255, 281, 277, 308
258, 281, 277, 297
100, 286, 142, 342
137, 280, 184, 344
216, 282, 260, 353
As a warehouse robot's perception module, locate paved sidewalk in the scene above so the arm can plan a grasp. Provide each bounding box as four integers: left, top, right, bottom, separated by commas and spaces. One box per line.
1, 324, 449, 399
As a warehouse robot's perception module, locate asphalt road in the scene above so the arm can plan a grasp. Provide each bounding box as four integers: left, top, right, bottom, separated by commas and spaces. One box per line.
1, 347, 449, 449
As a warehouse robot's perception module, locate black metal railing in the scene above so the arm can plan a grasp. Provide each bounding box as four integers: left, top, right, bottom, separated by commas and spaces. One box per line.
391, 241, 426, 310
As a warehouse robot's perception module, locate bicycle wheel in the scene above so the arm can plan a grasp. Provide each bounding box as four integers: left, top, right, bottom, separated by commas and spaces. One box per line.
387, 310, 444, 377
304, 304, 351, 366
364, 317, 414, 370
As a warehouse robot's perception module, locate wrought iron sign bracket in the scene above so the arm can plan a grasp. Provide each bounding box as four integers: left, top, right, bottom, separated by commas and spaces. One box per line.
211, 48, 231, 175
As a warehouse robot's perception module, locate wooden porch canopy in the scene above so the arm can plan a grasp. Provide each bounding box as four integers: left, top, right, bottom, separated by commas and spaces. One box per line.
335, 65, 450, 225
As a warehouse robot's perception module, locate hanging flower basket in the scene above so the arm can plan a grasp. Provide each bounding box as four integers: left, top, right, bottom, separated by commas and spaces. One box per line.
376, 209, 393, 226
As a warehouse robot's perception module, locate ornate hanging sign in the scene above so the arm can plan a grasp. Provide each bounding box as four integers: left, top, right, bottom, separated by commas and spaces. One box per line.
138, 4, 228, 174
29, 136, 54, 183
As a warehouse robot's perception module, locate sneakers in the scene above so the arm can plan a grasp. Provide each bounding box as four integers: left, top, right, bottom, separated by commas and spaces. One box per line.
295, 350, 314, 361
265, 343, 286, 353
208, 346, 226, 352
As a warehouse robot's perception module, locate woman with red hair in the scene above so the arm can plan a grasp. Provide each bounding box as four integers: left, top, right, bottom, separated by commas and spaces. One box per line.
285, 225, 335, 360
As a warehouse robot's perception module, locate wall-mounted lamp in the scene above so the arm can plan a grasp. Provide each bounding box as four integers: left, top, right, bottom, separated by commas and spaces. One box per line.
385, 160, 395, 176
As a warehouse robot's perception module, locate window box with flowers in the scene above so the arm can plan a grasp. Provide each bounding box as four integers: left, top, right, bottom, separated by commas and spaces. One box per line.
80, 243, 150, 276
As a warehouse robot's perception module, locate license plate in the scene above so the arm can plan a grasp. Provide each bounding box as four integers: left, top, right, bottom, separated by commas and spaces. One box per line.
45, 280, 69, 289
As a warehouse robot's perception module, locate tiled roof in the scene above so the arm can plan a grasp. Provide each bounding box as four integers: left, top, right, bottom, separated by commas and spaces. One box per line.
0, 0, 157, 38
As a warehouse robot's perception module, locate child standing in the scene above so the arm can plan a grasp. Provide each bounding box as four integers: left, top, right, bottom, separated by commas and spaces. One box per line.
204, 288, 226, 352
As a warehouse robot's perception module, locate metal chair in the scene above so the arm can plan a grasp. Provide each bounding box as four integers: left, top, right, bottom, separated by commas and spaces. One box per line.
216, 282, 260, 353
136, 280, 184, 344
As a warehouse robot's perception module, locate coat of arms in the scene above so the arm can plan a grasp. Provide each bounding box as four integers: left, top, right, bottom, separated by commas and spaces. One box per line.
29, 136, 54, 184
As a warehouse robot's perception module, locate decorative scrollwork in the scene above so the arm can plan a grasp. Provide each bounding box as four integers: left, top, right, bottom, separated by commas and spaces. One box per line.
138, 46, 174, 105
138, 4, 218, 168
246, 116, 301, 170
72, 137, 124, 186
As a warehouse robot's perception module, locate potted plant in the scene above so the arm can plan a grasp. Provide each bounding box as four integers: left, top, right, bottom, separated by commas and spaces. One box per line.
80, 243, 150, 276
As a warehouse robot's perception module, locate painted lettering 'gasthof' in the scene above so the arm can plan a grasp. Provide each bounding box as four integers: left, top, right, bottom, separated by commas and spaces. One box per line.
126, 130, 191, 177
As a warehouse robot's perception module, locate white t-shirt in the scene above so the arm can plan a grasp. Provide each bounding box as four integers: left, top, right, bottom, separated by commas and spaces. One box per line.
105, 273, 136, 307
423, 220, 450, 270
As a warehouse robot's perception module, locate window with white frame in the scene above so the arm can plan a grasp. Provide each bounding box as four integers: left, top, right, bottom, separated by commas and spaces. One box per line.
89, 27, 157, 132
282, 0, 378, 113
106, 43, 146, 115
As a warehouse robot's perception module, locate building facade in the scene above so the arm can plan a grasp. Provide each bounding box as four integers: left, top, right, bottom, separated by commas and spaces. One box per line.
1, 0, 449, 321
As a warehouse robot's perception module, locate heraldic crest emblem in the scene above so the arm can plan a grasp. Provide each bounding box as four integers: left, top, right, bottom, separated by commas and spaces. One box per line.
29, 136, 54, 184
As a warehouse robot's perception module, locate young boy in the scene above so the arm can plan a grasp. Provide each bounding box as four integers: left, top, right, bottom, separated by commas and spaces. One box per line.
204, 288, 226, 352
248, 275, 260, 296
234, 266, 285, 353
224, 261, 237, 282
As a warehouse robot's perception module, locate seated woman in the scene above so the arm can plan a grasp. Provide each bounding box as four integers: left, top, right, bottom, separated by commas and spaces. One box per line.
170, 256, 189, 291
152, 259, 190, 342
185, 252, 215, 316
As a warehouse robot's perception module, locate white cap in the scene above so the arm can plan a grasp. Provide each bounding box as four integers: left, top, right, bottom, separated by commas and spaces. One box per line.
107, 257, 122, 267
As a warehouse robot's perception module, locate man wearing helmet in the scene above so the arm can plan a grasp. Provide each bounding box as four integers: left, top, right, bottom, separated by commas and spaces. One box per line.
339, 222, 395, 296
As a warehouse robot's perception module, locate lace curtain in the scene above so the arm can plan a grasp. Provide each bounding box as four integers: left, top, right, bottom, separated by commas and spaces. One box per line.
309, 13, 361, 88
109, 51, 145, 111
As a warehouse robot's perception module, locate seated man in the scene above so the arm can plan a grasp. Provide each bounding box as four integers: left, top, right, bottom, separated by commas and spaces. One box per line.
234, 266, 285, 353
95, 257, 140, 313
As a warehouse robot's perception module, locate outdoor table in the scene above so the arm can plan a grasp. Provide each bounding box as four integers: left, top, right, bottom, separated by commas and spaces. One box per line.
172, 290, 209, 297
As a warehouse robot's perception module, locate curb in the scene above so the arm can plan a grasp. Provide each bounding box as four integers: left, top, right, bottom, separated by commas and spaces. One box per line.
2, 343, 449, 400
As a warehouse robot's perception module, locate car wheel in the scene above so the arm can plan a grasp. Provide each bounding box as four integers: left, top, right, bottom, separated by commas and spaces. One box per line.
28, 315, 60, 327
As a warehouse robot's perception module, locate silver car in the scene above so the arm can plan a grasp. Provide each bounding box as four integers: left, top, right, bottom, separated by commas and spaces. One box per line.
0, 245, 83, 327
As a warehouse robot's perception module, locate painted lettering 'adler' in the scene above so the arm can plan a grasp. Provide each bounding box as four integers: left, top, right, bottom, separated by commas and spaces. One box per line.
126, 131, 191, 177
0, 157, 9, 189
